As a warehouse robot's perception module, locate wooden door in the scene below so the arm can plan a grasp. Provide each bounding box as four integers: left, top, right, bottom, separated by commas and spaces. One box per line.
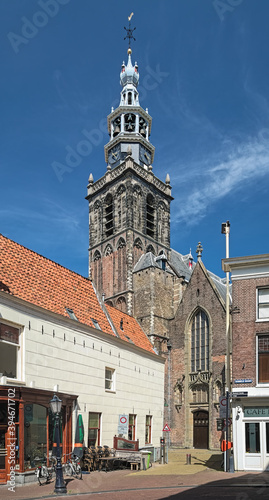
193, 410, 209, 449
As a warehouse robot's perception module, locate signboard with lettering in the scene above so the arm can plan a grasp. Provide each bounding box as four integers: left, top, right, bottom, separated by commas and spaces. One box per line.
232, 392, 248, 398
234, 379, 252, 384
244, 407, 269, 417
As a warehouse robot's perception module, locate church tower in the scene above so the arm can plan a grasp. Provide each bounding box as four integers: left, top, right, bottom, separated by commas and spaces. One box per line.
86, 26, 173, 315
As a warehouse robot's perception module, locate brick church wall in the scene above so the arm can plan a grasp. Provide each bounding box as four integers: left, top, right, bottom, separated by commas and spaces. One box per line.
168, 262, 227, 449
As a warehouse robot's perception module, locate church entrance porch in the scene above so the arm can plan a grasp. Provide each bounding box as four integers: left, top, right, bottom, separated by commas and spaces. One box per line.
193, 410, 209, 449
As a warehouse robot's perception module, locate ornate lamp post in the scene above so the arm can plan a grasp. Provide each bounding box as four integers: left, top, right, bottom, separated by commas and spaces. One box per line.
50, 394, 67, 495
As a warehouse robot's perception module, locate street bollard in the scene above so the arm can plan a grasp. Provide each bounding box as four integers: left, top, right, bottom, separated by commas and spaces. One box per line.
186, 453, 191, 465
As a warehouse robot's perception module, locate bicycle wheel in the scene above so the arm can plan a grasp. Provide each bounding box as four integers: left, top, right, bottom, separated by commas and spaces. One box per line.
64, 463, 72, 476
37, 466, 48, 486
74, 463, 82, 480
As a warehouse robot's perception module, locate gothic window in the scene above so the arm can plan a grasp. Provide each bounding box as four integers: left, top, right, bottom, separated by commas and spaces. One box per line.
192, 385, 208, 403
93, 201, 102, 243
133, 186, 142, 231
116, 297, 127, 313
134, 238, 143, 251
124, 113, 135, 132
157, 202, 167, 244
104, 244, 113, 256
191, 310, 209, 372
117, 238, 126, 250
93, 250, 101, 261
146, 194, 155, 239
104, 194, 114, 237
116, 185, 126, 230
146, 244, 156, 255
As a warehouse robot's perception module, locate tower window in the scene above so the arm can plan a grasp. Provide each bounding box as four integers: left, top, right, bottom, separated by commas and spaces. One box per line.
128, 92, 132, 105
146, 194, 155, 239
105, 194, 113, 237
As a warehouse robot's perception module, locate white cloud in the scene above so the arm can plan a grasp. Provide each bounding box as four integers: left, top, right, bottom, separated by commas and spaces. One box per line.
171, 130, 269, 225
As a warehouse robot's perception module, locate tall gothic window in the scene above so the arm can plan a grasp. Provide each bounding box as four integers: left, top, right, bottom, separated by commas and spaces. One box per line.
191, 310, 209, 372
146, 194, 155, 238
104, 194, 113, 237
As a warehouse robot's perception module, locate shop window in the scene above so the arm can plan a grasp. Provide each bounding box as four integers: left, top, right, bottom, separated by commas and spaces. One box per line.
105, 367, 115, 391
24, 404, 48, 469
191, 310, 209, 372
88, 412, 101, 447
258, 335, 269, 383
128, 414, 136, 440
145, 415, 152, 444
257, 288, 269, 319
245, 422, 260, 453
0, 322, 21, 380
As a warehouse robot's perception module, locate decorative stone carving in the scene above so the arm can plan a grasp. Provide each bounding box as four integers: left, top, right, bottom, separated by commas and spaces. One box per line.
104, 244, 113, 256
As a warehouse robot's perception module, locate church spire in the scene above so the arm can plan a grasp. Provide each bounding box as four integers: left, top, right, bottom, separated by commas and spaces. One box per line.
104, 14, 155, 168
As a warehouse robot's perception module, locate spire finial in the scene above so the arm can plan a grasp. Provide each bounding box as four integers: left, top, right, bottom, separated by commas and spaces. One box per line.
124, 13, 136, 50
196, 242, 203, 261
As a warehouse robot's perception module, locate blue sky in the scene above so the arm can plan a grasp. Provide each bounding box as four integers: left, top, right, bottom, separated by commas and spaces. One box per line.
1, 0, 269, 279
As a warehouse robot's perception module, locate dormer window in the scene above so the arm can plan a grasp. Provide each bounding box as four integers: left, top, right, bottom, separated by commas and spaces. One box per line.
66, 308, 78, 321
91, 318, 101, 330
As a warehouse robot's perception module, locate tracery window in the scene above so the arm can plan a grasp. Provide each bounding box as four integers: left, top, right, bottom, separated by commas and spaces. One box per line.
191, 310, 209, 372
104, 194, 113, 237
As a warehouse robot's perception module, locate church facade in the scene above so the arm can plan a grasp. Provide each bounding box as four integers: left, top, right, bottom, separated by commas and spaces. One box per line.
86, 42, 229, 450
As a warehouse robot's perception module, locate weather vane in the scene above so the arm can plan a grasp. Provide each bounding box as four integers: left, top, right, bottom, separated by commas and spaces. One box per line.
124, 12, 136, 49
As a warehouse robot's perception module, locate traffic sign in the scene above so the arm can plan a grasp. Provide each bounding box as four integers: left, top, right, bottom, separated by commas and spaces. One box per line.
163, 423, 171, 432
219, 395, 227, 418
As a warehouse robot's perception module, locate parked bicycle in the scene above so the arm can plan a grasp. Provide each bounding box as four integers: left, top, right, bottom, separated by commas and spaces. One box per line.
35, 457, 56, 485
62, 453, 82, 479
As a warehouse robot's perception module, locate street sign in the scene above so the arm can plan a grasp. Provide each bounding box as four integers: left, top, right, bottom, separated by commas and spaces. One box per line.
162, 423, 171, 432
118, 414, 128, 436
232, 392, 248, 398
219, 395, 227, 418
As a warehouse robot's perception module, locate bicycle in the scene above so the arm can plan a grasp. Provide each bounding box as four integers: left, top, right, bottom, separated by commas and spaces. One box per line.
35, 457, 56, 485
62, 453, 82, 480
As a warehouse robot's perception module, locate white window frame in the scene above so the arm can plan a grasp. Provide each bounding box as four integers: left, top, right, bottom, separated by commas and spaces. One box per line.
0, 321, 23, 382
105, 367, 116, 392
257, 288, 269, 321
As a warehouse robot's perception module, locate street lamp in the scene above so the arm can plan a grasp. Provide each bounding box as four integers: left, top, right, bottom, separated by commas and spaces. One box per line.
221, 221, 231, 473
50, 394, 67, 495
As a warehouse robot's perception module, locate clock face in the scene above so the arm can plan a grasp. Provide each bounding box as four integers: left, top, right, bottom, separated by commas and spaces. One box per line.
139, 146, 151, 165
108, 145, 121, 164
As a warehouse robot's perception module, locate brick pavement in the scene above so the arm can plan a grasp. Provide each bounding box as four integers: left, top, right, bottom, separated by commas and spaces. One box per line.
1, 449, 269, 500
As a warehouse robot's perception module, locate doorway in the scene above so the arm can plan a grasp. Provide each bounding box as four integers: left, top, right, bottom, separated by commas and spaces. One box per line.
0, 427, 7, 483
193, 410, 209, 449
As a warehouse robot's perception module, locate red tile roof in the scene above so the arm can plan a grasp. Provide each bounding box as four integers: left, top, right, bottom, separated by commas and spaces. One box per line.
106, 305, 155, 353
0, 234, 154, 353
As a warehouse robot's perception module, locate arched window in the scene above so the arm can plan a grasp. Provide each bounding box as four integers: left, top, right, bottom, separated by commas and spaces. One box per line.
191, 310, 209, 372
104, 194, 113, 237
146, 194, 155, 238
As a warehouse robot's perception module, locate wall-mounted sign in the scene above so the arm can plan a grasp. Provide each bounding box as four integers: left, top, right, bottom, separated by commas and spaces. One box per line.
234, 379, 252, 384
244, 407, 269, 417
232, 392, 248, 398
118, 414, 128, 436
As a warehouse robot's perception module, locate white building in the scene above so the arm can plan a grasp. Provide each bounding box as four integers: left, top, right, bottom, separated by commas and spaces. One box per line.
0, 234, 165, 484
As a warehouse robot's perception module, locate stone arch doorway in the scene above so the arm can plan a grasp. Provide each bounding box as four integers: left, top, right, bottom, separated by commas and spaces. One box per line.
193, 410, 209, 449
